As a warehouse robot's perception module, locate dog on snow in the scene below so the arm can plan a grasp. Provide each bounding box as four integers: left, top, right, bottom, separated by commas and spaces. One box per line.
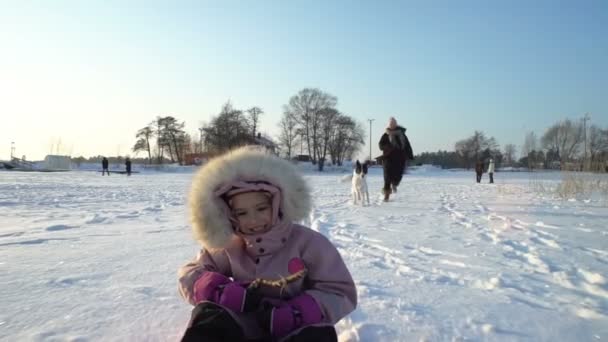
351, 160, 370, 205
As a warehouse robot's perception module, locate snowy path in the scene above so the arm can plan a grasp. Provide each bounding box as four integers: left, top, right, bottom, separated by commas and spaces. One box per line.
1, 169, 607, 341
307, 170, 608, 341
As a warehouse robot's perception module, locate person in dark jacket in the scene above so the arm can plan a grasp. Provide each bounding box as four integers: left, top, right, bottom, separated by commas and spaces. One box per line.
125, 158, 132, 176
102, 157, 110, 176
475, 160, 484, 183
378, 117, 414, 201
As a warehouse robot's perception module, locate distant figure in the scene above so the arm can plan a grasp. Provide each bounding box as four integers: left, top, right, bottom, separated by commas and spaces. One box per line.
488, 158, 495, 184
102, 157, 110, 176
125, 158, 132, 176
378, 117, 413, 201
475, 160, 484, 183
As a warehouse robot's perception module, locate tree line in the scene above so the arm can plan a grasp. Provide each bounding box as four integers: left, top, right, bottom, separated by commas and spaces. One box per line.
127, 102, 268, 165
277, 88, 365, 171
415, 131, 502, 169
415, 117, 608, 172
72, 92, 606, 173
126, 88, 366, 170
521, 118, 608, 171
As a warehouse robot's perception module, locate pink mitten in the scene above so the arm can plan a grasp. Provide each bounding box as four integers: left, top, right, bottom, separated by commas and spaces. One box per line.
269, 294, 323, 338
218, 282, 248, 312
192, 272, 231, 303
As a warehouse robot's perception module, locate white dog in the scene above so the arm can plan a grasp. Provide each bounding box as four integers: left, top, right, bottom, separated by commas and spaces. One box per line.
351, 160, 370, 205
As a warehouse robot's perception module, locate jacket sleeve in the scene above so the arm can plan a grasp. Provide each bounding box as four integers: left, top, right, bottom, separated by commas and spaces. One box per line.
301, 234, 357, 324
378, 134, 392, 155
177, 249, 232, 305
404, 134, 414, 160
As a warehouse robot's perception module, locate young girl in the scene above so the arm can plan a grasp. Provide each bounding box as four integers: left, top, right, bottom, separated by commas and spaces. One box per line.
178, 146, 357, 342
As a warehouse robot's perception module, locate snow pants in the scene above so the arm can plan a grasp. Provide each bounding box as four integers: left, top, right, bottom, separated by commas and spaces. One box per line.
383, 156, 406, 193
181, 302, 338, 342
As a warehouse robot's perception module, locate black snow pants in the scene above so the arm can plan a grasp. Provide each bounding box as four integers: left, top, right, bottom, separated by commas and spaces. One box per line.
181, 302, 337, 342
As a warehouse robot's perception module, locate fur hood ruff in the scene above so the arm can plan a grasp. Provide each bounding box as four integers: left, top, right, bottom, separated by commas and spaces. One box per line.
188, 146, 311, 249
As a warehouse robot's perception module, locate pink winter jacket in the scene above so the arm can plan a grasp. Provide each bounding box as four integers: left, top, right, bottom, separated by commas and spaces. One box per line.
178, 222, 357, 339
180, 147, 357, 339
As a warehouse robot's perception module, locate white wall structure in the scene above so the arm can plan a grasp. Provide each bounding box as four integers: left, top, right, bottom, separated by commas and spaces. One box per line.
44, 155, 71, 170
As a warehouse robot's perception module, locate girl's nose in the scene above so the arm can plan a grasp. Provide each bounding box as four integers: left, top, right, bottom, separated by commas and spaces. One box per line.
243, 213, 260, 226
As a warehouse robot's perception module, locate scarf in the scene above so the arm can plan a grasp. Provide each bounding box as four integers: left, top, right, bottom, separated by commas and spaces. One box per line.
387, 128, 406, 150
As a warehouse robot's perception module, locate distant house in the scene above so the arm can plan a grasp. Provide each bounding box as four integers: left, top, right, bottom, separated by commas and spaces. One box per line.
253, 133, 278, 154
293, 154, 311, 162
184, 153, 213, 166
44, 155, 71, 170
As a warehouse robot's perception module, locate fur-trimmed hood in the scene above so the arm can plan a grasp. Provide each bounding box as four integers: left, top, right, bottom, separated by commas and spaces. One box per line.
188, 146, 311, 249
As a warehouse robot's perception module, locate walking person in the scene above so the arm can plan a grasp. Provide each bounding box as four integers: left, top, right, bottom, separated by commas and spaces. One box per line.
488, 158, 495, 184
475, 160, 484, 183
102, 157, 110, 176
125, 157, 132, 176
378, 117, 413, 201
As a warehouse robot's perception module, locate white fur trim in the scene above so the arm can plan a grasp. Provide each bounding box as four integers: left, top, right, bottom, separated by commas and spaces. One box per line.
189, 146, 311, 249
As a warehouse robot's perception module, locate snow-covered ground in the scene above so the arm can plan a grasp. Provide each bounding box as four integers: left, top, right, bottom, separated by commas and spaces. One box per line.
1, 168, 607, 341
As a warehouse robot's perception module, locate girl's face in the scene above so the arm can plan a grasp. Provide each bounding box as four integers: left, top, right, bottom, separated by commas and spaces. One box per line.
230, 192, 273, 235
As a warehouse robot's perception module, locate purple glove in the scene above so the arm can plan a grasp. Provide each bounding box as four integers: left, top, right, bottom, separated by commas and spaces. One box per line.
261, 294, 324, 338
193, 272, 261, 313
193, 272, 231, 303
218, 282, 262, 313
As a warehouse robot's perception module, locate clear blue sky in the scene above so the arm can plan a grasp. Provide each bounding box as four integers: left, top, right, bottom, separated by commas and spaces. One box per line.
1, 0, 606, 160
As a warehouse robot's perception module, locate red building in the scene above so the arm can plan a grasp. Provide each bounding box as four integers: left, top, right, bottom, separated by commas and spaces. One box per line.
184, 153, 213, 166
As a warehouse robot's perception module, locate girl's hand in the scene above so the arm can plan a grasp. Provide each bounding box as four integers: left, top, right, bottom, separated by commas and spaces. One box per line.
256, 293, 323, 338
193, 272, 231, 303
217, 282, 262, 313
193, 272, 261, 313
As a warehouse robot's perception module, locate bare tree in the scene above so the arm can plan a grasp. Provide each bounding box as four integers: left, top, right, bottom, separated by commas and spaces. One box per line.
159, 116, 186, 164
521, 131, 537, 158
541, 126, 559, 156
203, 101, 252, 153
486, 137, 499, 152
317, 107, 340, 171
133, 125, 154, 164
247, 106, 264, 138
541, 119, 583, 168
284, 88, 337, 164
521, 131, 539, 169
277, 110, 298, 159
178, 133, 193, 161
328, 115, 365, 166
588, 125, 608, 171
152, 117, 167, 163
294, 130, 305, 156
190, 125, 205, 154
343, 119, 366, 163
503, 144, 517, 166
454, 131, 495, 168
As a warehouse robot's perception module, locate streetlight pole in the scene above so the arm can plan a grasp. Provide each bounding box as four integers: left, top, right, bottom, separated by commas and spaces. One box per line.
582, 112, 590, 170
10, 142, 15, 160
367, 119, 375, 161
198, 127, 204, 153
